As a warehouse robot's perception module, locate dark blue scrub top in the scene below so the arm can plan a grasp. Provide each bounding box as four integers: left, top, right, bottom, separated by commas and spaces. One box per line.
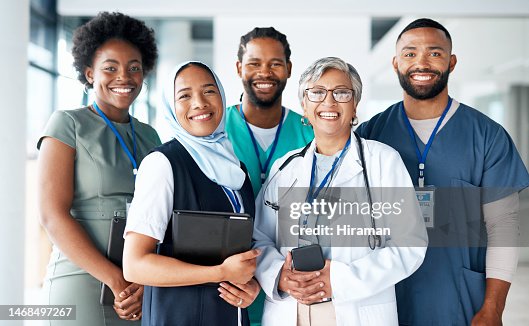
357, 101, 529, 325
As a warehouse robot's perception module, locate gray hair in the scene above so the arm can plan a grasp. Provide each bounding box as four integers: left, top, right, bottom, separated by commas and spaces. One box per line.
298, 57, 362, 106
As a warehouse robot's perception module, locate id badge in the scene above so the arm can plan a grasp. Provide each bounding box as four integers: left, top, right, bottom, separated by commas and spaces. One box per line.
298, 238, 313, 247
415, 186, 435, 228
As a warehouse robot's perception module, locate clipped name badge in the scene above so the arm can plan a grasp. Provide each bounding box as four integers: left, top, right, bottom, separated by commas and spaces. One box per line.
298, 238, 313, 248
415, 187, 435, 228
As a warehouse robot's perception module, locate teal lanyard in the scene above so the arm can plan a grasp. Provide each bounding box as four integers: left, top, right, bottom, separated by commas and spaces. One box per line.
240, 104, 285, 183
92, 102, 138, 179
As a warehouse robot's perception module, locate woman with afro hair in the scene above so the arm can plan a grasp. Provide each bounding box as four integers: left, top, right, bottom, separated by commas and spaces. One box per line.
37, 12, 160, 324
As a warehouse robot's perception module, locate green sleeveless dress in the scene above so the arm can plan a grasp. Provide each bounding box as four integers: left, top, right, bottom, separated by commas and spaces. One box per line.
37, 107, 161, 325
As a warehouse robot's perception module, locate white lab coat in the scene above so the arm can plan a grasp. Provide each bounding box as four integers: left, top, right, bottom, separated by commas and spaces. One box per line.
253, 132, 428, 326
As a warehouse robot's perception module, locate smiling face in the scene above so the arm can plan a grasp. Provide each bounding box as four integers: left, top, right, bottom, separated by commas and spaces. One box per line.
173, 65, 223, 137
393, 27, 457, 100
84, 39, 143, 118
302, 68, 355, 142
237, 37, 292, 108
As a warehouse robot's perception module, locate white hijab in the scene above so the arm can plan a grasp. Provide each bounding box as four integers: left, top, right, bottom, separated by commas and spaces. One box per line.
162, 61, 246, 190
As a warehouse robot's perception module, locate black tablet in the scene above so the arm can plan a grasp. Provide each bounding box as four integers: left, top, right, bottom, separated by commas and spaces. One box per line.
100, 217, 126, 305
171, 210, 253, 266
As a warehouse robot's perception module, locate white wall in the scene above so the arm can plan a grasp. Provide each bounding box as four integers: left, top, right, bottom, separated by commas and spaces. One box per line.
0, 0, 28, 313
154, 20, 194, 141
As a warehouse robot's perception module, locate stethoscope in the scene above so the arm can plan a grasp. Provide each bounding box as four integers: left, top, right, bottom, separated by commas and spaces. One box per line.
263, 131, 382, 250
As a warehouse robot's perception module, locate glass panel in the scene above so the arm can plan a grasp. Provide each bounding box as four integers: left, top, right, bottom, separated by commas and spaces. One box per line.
27, 67, 54, 158
56, 75, 85, 110
31, 0, 56, 16
29, 13, 55, 70
30, 13, 55, 52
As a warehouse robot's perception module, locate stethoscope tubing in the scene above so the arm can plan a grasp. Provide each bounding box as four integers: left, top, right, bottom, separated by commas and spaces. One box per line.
263, 132, 381, 249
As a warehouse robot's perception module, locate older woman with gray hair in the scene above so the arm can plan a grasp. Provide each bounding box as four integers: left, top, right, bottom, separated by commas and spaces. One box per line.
253, 57, 428, 325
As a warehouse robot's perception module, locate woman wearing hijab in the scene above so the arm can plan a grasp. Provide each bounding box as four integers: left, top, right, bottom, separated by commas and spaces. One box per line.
122, 61, 260, 325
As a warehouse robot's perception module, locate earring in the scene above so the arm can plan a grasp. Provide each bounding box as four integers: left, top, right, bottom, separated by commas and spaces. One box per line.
301, 116, 311, 126
83, 82, 91, 95
351, 116, 359, 126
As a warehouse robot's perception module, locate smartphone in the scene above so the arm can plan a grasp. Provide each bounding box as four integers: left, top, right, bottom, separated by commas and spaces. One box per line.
290, 244, 325, 272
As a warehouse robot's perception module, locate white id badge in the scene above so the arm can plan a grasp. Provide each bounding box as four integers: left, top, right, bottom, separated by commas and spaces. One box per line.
298, 238, 313, 247
415, 187, 435, 228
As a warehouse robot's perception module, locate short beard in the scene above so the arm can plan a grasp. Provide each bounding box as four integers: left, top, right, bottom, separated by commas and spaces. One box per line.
398, 67, 450, 100
242, 77, 287, 108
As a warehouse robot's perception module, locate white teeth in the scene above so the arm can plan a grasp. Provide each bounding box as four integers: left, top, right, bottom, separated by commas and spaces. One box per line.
254, 83, 273, 89
111, 88, 132, 93
190, 113, 212, 121
411, 75, 432, 81
319, 112, 339, 119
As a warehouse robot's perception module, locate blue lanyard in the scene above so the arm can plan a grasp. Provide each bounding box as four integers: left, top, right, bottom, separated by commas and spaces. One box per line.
304, 137, 351, 227
240, 104, 285, 184
92, 102, 138, 178
221, 186, 241, 213
400, 97, 452, 187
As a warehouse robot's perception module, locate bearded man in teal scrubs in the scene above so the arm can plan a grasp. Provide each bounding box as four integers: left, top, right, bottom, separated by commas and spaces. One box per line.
225, 27, 314, 197
225, 27, 314, 326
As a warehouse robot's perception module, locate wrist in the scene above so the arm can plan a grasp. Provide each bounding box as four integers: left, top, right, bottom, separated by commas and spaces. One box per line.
277, 274, 289, 294
481, 300, 504, 316
214, 264, 226, 283
107, 267, 127, 294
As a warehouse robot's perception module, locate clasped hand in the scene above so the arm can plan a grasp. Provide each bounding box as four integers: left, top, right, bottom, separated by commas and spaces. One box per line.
217, 249, 262, 308
112, 282, 143, 320
278, 251, 332, 305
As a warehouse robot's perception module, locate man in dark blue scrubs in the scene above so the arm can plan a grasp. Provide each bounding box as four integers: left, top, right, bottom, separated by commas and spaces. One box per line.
357, 18, 529, 325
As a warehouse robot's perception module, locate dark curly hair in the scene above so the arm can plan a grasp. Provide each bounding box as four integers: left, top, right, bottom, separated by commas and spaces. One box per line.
72, 12, 158, 88
237, 27, 291, 62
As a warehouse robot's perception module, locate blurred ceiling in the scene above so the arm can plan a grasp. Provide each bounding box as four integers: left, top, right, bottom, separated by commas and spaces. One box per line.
58, 0, 529, 17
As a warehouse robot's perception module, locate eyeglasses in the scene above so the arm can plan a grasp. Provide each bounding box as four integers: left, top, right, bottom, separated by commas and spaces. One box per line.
305, 87, 354, 103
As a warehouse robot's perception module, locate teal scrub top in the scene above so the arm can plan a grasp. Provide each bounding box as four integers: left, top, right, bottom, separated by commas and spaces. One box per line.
225, 105, 314, 197
357, 101, 529, 325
